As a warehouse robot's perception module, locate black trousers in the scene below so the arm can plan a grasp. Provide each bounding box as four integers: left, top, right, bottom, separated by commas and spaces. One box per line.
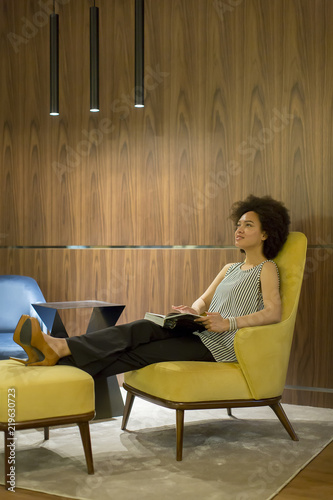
59, 319, 215, 378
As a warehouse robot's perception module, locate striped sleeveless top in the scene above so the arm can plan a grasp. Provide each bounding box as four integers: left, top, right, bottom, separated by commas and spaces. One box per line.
194, 260, 279, 362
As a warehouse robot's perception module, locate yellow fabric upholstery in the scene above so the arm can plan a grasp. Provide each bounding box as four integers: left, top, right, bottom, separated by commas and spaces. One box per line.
0, 360, 94, 422
125, 360, 252, 402
124, 232, 307, 403
235, 232, 307, 399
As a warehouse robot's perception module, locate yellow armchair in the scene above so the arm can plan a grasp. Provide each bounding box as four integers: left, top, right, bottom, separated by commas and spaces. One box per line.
121, 232, 307, 460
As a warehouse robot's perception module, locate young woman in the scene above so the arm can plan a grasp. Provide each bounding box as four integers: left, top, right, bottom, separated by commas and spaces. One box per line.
13, 195, 290, 378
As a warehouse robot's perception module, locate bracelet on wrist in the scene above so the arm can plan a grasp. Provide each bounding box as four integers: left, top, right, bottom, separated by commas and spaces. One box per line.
227, 316, 238, 331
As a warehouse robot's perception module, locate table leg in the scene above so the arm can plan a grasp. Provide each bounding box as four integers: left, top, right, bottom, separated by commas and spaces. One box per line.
94, 376, 124, 420
86, 306, 125, 333
88, 306, 125, 420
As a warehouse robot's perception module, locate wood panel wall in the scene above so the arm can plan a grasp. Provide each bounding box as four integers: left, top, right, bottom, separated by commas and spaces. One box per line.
0, 0, 332, 407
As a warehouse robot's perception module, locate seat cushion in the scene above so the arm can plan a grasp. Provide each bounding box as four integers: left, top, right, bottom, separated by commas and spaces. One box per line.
0, 333, 26, 360
0, 360, 95, 422
124, 361, 254, 402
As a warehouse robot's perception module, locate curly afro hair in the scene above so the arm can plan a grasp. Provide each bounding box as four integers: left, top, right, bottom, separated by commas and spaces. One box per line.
229, 195, 290, 259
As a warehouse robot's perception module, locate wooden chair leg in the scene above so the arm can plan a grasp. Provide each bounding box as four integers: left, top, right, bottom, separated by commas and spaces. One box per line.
270, 402, 299, 441
227, 408, 233, 417
176, 409, 184, 461
44, 427, 49, 440
77, 422, 94, 474
121, 392, 135, 430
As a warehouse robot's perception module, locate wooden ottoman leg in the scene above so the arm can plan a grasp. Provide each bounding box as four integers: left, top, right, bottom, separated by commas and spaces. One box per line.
176, 409, 185, 461
78, 422, 94, 474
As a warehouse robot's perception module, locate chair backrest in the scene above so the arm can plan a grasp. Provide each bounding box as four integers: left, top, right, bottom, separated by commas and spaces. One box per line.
273, 232, 308, 324
234, 232, 307, 399
0, 275, 46, 333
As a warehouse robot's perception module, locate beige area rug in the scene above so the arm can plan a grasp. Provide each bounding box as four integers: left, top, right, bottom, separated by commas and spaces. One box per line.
1, 389, 333, 500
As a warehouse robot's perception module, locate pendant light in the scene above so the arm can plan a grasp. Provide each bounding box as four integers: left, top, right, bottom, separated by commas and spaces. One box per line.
90, 1, 99, 112
50, 1, 59, 116
135, 0, 144, 107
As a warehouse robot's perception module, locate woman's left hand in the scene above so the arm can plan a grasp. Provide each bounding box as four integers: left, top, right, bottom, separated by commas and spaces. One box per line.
194, 312, 229, 333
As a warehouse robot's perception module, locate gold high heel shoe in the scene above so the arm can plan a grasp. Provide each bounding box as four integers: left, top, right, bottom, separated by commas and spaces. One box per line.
10, 315, 40, 364
27, 317, 60, 366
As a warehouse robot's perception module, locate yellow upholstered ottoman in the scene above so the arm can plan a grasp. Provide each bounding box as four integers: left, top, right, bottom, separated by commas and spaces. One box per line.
0, 359, 95, 490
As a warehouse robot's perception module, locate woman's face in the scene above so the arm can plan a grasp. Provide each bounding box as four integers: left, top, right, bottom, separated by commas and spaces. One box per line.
235, 211, 267, 252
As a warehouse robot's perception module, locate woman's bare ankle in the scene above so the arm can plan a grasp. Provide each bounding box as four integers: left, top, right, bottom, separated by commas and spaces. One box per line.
44, 334, 71, 358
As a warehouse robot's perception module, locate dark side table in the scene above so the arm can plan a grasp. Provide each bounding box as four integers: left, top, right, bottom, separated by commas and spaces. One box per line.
32, 300, 126, 420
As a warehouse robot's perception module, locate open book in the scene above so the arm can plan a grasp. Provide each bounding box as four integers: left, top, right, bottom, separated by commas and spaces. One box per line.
144, 311, 205, 331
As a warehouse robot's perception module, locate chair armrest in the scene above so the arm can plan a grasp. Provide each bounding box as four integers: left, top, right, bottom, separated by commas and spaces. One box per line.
234, 319, 294, 400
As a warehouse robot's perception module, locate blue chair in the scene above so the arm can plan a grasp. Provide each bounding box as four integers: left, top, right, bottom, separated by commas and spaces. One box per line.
0, 275, 46, 361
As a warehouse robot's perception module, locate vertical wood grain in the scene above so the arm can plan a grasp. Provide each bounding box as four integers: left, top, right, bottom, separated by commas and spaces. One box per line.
1, 0, 332, 247
0, 0, 332, 407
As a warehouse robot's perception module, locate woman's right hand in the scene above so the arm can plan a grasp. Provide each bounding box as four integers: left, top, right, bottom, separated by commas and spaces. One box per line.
171, 305, 199, 315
